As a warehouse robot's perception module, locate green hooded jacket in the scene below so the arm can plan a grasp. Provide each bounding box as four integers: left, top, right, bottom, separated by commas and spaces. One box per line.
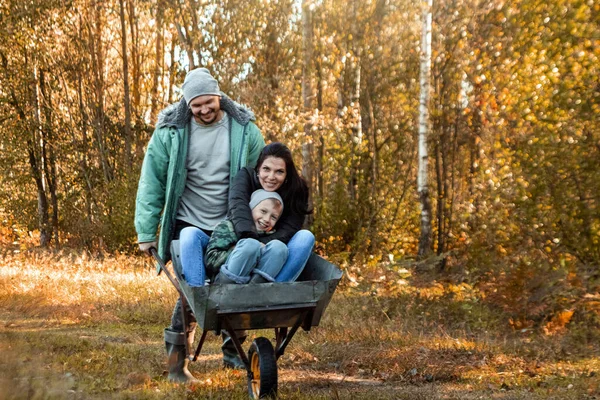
134, 96, 265, 271
204, 219, 238, 277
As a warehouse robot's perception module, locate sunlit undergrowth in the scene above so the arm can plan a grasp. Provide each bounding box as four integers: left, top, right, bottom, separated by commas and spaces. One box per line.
1, 250, 599, 399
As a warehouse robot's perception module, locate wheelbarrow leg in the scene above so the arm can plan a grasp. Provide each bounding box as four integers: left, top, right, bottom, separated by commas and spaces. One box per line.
192, 329, 208, 362
275, 327, 287, 351
276, 310, 309, 359
221, 317, 251, 371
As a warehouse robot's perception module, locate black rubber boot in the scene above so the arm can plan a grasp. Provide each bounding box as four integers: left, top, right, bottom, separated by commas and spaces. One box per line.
249, 273, 268, 284
164, 329, 199, 383
221, 332, 247, 369
214, 271, 238, 284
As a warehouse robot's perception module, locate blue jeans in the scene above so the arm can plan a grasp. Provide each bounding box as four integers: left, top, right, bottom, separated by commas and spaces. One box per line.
275, 230, 315, 282
179, 227, 210, 287
221, 238, 288, 283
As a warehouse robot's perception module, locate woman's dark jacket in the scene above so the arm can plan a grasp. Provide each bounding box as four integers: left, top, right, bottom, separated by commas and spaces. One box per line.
228, 167, 307, 244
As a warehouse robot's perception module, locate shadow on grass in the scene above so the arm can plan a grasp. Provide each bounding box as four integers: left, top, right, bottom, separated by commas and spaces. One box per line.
1, 290, 176, 326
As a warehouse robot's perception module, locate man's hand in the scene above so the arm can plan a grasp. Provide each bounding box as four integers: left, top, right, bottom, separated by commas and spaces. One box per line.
139, 241, 157, 255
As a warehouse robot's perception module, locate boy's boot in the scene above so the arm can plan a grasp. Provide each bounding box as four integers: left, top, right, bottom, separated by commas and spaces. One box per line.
213, 270, 237, 284
221, 332, 247, 369
164, 328, 199, 383
249, 273, 268, 284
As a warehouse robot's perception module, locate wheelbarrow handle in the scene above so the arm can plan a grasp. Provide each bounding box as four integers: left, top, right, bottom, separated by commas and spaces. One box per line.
150, 248, 184, 297
150, 248, 195, 361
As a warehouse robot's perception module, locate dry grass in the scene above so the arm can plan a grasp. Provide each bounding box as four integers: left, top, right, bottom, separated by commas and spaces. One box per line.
1, 249, 599, 399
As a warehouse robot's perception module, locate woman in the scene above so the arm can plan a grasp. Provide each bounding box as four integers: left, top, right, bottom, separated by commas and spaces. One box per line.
227, 142, 314, 282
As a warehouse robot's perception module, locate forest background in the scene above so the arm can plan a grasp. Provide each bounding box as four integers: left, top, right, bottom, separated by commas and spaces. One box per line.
0, 0, 599, 350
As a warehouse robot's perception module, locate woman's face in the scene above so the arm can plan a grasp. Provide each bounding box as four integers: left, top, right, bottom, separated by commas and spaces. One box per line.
258, 156, 287, 192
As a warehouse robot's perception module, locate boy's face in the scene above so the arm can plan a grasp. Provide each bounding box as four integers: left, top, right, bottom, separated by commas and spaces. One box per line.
252, 199, 283, 232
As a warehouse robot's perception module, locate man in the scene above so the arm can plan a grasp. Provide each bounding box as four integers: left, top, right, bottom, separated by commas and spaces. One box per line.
135, 68, 265, 382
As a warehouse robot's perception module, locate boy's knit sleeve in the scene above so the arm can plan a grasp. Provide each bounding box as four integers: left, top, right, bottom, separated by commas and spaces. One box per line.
205, 220, 238, 276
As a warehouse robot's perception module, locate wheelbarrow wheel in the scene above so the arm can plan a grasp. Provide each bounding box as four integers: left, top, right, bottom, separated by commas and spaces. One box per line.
247, 337, 277, 399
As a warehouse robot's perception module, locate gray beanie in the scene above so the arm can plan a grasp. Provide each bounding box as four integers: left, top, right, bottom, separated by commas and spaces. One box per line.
182, 68, 221, 105
249, 190, 284, 212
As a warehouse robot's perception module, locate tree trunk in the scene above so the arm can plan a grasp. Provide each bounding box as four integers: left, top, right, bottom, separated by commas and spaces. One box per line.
175, 22, 195, 69
77, 67, 95, 223
435, 138, 444, 255
30, 63, 51, 247
362, 0, 386, 253
186, 0, 204, 64
7, 60, 50, 246
150, 0, 164, 125
28, 139, 51, 247
350, 0, 362, 145
39, 69, 60, 247
119, 0, 133, 172
262, 6, 282, 144
417, 0, 433, 259
167, 35, 176, 104
90, 2, 113, 182
347, 0, 362, 204
469, 82, 482, 197
127, 0, 141, 119
364, 87, 379, 248
315, 23, 325, 215
301, 0, 314, 226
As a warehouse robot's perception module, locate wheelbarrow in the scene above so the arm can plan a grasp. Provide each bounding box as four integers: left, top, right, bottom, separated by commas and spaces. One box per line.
151, 240, 343, 399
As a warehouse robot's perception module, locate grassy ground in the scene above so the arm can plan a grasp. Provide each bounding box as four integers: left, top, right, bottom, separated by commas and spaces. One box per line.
1, 249, 599, 399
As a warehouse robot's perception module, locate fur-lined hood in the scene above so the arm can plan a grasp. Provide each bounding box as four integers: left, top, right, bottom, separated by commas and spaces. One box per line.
156, 93, 256, 129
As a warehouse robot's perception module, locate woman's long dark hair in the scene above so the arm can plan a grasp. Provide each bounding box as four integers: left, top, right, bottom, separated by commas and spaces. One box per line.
255, 142, 311, 216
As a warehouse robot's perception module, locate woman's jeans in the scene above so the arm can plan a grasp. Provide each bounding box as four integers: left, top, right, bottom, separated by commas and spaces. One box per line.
179, 226, 210, 287
275, 229, 315, 282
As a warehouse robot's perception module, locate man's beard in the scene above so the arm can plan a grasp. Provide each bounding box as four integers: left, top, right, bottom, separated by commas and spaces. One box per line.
194, 110, 218, 125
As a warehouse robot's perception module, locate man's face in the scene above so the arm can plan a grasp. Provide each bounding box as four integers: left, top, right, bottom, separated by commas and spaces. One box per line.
251, 199, 283, 232
189, 95, 221, 125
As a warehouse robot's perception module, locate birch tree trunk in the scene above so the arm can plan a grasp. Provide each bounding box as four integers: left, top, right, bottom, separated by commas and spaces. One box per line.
347, 0, 362, 203
417, 0, 433, 258
301, 0, 314, 226
30, 62, 51, 247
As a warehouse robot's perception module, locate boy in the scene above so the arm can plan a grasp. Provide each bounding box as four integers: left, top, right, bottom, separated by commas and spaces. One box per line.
206, 189, 289, 284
